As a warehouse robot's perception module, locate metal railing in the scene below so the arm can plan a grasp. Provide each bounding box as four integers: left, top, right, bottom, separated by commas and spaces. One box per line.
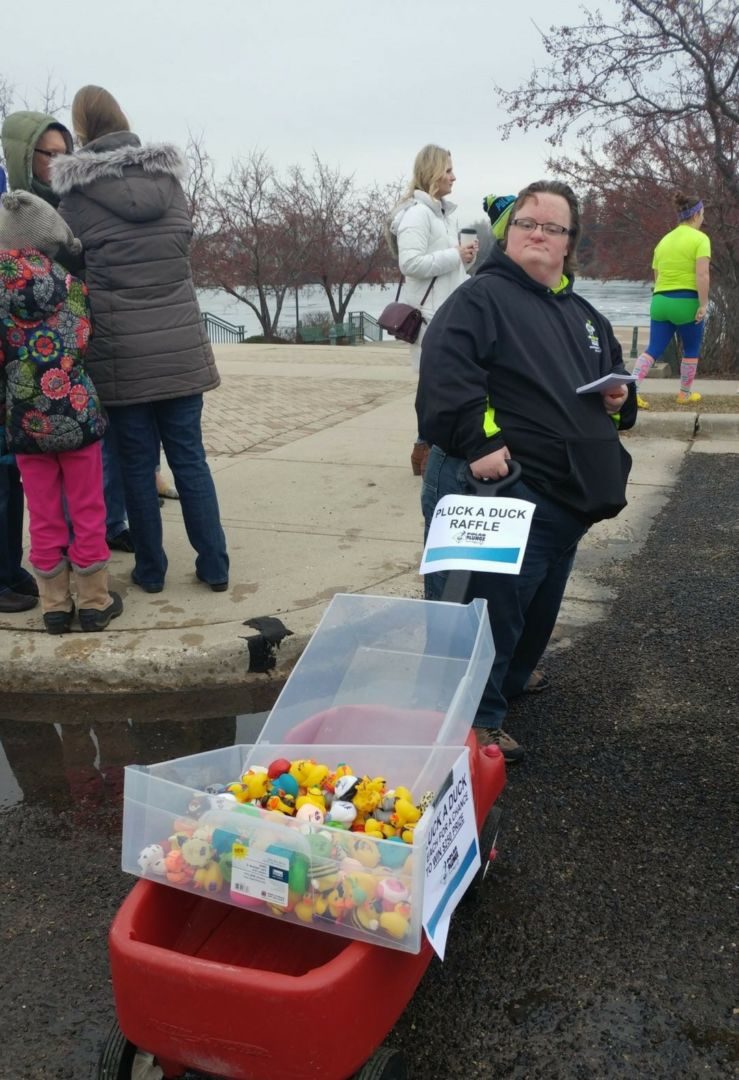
348, 311, 383, 343
202, 312, 246, 344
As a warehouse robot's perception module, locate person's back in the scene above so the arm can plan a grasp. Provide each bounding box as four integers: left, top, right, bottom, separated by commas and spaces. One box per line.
48, 85, 228, 596
652, 223, 709, 293
0, 190, 123, 633
51, 132, 218, 406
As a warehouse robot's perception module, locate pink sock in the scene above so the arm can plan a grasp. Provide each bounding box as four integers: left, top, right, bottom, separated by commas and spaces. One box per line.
632, 352, 655, 386
679, 360, 698, 395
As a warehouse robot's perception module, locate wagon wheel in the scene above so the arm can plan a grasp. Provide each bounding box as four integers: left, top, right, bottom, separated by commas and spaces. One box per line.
98, 1022, 138, 1080
351, 1046, 408, 1079
463, 806, 503, 905
98, 1021, 165, 1080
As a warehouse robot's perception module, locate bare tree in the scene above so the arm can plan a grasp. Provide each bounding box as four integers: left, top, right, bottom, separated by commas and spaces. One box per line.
190, 149, 299, 341
278, 156, 400, 323
498, 0, 739, 372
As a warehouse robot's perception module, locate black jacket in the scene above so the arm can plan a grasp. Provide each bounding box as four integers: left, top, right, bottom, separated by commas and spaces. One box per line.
416, 243, 636, 523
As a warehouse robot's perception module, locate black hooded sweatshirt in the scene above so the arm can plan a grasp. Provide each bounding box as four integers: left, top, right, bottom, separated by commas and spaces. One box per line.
415, 243, 637, 523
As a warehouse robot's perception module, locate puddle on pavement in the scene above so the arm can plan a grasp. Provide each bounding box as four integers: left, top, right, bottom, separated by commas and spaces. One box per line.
0, 682, 283, 813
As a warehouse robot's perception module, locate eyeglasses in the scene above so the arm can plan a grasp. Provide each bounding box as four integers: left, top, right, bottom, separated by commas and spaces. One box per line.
512, 218, 573, 237
34, 148, 65, 159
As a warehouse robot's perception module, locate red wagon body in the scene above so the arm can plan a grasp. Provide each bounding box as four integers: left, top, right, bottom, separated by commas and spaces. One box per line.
108, 733, 505, 1080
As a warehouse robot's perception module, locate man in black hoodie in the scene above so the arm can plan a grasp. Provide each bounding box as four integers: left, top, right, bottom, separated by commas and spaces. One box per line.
416, 180, 636, 762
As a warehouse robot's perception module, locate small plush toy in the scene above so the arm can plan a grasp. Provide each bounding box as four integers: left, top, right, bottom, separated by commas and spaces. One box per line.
137, 843, 167, 876
193, 861, 224, 894
181, 837, 215, 869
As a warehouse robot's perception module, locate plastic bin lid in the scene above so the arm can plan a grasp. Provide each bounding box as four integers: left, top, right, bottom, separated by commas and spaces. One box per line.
256, 593, 493, 747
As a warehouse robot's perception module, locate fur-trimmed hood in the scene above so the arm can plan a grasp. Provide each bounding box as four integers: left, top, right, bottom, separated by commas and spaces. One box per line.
50, 133, 187, 224
51, 134, 185, 195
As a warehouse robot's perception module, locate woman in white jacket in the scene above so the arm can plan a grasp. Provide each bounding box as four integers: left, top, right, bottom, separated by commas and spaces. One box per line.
388, 145, 476, 475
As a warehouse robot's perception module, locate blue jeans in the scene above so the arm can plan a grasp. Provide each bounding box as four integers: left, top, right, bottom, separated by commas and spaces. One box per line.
0, 464, 35, 595
107, 394, 228, 588
102, 427, 128, 540
421, 447, 589, 728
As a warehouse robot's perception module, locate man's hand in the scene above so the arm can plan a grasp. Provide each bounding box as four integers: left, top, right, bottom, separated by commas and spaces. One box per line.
601, 385, 628, 414
470, 446, 511, 480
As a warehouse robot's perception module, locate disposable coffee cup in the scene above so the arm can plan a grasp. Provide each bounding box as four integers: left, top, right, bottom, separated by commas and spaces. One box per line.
459, 228, 478, 247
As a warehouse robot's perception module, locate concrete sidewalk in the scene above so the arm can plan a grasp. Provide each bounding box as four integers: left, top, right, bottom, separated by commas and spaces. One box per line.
1, 343, 737, 695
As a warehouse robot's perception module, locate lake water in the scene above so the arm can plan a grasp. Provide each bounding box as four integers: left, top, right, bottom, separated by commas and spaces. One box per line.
198, 278, 653, 337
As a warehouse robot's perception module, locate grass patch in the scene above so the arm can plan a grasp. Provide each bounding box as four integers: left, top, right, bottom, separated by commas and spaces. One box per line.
638, 394, 739, 413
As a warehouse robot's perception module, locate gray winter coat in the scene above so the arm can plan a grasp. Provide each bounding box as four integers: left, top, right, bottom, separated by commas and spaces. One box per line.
50, 132, 219, 406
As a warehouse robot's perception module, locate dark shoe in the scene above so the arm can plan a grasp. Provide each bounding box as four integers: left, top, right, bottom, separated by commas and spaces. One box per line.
44, 605, 76, 635
78, 591, 123, 632
10, 576, 39, 598
107, 529, 135, 554
0, 589, 39, 613
474, 727, 525, 763
131, 571, 164, 594
525, 671, 550, 694
410, 441, 430, 477
197, 574, 228, 592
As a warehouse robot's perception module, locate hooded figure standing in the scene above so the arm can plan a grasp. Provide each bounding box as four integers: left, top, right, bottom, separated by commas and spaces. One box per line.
51, 86, 228, 594
0, 111, 76, 615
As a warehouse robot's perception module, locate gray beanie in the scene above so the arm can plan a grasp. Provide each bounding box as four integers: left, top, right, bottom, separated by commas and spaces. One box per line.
0, 190, 82, 258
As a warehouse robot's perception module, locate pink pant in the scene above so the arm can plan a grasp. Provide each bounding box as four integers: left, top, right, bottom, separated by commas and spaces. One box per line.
16, 443, 110, 572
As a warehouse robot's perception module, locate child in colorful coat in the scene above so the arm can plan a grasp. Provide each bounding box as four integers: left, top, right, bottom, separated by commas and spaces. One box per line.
0, 190, 123, 632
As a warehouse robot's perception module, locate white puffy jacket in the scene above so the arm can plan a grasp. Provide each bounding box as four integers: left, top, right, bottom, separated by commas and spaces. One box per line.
389, 190, 472, 369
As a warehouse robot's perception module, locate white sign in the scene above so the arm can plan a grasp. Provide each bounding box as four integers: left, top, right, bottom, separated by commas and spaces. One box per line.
420, 494, 535, 576
422, 749, 480, 960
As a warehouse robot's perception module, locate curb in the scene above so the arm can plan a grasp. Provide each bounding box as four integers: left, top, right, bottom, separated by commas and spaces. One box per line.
624, 413, 698, 439
624, 412, 739, 440
694, 413, 739, 439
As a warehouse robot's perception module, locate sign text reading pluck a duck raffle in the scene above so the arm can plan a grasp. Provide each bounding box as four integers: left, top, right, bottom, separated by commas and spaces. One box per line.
420, 495, 535, 576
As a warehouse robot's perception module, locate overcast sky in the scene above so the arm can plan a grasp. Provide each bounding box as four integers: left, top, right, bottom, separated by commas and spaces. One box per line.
6, 0, 614, 227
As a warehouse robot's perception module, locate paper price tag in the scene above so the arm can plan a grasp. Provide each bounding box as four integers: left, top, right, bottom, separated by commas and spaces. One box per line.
230, 846, 290, 907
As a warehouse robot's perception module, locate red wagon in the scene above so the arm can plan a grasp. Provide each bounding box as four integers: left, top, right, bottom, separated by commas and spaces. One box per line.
101, 740, 503, 1079
101, 597, 504, 1079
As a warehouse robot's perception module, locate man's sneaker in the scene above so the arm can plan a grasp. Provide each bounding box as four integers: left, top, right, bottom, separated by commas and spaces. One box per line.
676, 391, 701, 404
474, 727, 525, 763
636, 393, 650, 410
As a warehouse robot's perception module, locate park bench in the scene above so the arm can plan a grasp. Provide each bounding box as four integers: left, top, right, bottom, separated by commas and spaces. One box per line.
298, 323, 360, 345
298, 326, 330, 344
328, 322, 360, 345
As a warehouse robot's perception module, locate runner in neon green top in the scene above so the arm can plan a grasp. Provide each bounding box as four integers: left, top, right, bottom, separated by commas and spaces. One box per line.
632, 192, 711, 407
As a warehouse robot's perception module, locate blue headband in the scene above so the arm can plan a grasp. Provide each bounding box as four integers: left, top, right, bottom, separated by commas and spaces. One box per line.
678, 200, 703, 221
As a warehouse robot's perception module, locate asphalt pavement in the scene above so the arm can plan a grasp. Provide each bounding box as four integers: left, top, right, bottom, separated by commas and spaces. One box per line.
0, 449, 736, 1079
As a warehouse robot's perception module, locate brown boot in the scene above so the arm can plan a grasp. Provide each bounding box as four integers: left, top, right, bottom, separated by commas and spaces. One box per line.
72, 562, 123, 632
36, 560, 75, 634
410, 441, 430, 477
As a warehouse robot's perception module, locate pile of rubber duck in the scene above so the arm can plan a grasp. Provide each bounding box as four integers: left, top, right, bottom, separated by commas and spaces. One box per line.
135, 756, 435, 945
220, 756, 434, 839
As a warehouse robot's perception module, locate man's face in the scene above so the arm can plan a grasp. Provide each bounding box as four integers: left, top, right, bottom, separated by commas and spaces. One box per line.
32, 128, 68, 184
505, 193, 572, 287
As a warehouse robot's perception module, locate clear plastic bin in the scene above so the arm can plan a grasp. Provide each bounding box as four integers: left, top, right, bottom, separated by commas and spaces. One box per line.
122, 741, 467, 954
121, 595, 494, 952
257, 594, 493, 747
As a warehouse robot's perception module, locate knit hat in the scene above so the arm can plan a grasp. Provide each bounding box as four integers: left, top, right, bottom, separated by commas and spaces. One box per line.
483, 193, 516, 239
0, 190, 81, 257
